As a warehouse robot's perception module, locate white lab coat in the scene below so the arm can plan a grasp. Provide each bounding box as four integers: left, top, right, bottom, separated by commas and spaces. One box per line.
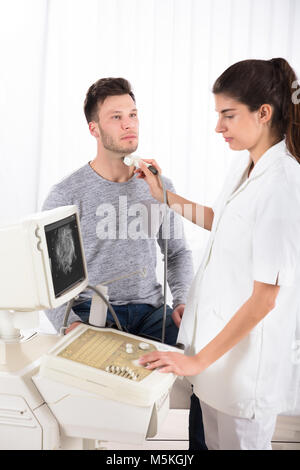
178, 140, 300, 419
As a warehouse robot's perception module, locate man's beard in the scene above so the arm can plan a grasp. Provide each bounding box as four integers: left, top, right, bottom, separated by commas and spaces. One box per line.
99, 126, 138, 154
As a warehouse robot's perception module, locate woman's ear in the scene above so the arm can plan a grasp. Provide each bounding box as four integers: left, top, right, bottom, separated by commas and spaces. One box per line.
259, 104, 273, 124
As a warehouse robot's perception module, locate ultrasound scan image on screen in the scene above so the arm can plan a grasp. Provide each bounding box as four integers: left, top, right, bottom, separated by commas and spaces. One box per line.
45, 214, 86, 297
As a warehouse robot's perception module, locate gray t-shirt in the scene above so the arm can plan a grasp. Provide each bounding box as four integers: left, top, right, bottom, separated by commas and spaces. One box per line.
42, 163, 194, 332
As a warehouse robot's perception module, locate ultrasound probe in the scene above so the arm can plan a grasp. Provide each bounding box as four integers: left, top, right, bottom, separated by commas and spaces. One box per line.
123, 155, 158, 175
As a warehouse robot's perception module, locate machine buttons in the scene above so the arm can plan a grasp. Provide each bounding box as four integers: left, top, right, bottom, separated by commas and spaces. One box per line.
139, 342, 150, 350
125, 343, 134, 354
105, 364, 139, 381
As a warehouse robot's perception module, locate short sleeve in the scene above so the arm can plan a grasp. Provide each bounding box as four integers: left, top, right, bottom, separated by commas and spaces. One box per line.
42, 185, 69, 212
252, 183, 300, 287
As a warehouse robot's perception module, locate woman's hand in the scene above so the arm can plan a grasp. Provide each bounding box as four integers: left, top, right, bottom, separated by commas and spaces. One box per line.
139, 351, 203, 376
134, 159, 165, 203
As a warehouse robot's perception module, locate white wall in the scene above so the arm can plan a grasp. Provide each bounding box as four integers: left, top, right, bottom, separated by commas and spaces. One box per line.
0, 0, 300, 266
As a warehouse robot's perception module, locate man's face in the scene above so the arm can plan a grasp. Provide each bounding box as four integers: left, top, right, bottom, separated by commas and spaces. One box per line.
94, 94, 139, 155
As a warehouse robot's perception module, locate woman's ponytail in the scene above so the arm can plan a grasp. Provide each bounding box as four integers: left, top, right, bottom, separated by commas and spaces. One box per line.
270, 58, 300, 163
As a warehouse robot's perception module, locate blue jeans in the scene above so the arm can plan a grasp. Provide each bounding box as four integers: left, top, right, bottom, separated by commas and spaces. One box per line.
72, 300, 179, 346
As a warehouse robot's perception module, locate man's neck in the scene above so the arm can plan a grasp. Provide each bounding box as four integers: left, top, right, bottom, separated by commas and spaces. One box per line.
90, 150, 135, 183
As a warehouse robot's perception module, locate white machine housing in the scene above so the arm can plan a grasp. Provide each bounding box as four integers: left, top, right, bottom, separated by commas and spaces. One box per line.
33, 324, 181, 444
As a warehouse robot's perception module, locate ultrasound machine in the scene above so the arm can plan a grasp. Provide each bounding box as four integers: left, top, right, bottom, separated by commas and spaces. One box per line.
0, 206, 181, 450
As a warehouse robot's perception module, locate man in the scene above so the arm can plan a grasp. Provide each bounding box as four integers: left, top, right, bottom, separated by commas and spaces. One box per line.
42, 77, 194, 346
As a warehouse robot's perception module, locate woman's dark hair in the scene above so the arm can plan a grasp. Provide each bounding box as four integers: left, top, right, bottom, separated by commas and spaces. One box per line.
212, 58, 300, 162
84, 77, 135, 123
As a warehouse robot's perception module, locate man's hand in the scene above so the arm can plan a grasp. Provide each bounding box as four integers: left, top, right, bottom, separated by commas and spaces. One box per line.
65, 321, 82, 334
172, 304, 185, 328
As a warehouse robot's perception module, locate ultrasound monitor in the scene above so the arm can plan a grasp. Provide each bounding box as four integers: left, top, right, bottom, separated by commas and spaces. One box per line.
45, 214, 86, 298
0, 206, 88, 312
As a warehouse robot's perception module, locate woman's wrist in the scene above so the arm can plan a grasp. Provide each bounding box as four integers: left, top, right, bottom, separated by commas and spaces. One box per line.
194, 350, 209, 373
153, 187, 164, 203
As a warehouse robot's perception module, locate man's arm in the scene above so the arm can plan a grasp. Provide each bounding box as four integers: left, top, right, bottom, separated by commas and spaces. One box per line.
156, 179, 194, 316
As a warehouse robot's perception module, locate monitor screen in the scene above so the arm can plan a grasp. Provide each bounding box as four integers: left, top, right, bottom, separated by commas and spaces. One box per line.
45, 214, 86, 298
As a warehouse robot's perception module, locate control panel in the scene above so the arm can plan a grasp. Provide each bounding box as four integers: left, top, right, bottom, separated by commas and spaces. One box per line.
57, 328, 156, 382
38, 325, 180, 407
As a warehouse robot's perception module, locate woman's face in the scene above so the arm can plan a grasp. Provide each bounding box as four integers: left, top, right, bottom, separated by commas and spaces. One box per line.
214, 93, 268, 151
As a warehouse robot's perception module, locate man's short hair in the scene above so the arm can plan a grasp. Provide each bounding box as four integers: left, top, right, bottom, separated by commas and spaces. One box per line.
83, 77, 136, 123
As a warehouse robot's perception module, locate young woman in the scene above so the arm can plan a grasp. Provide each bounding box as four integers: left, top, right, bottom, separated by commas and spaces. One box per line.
137, 58, 300, 450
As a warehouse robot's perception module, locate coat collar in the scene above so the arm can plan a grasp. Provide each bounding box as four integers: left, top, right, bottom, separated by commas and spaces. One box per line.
222, 140, 289, 206
247, 139, 288, 180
